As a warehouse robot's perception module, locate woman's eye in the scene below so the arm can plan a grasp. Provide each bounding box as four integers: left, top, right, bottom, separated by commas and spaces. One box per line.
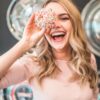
61, 17, 69, 20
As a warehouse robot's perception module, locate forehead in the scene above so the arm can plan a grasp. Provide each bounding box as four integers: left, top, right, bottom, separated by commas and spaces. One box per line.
44, 2, 68, 15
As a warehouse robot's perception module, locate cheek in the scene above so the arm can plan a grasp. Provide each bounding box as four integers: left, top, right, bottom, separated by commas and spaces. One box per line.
45, 28, 51, 35
64, 22, 73, 33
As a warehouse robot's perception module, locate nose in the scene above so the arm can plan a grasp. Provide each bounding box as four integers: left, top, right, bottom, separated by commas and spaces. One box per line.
52, 19, 61, 29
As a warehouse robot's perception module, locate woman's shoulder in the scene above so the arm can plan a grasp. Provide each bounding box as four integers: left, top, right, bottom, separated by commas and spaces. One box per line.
13, 54, 41, 77
11, 55, 34, 69
17, 54, 34, 63
20, 54, 40, 67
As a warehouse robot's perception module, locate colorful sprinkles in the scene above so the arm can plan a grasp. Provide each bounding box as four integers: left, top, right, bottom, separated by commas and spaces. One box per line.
35, 9, 56, 29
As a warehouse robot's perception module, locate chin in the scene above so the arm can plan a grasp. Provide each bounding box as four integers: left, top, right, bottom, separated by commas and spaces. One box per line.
52, 44, 67, 51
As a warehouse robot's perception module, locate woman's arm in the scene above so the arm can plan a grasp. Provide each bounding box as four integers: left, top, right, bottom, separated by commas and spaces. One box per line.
0, 13, 45, 80
0, 40, 29, 79
0, 55, 36, 89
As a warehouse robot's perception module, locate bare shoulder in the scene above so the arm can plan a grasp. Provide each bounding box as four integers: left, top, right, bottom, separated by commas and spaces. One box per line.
18, 55, 34, 64
12, 54, 40, 71
12, 55, 41, 79
11, 55, 32, 67
20, 54, 41, 72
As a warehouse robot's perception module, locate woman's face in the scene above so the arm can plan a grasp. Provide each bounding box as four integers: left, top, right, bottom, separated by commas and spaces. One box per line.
44, 2, 73, 51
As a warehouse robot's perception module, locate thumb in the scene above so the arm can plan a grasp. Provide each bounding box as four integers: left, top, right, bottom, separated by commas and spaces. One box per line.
38, 27, 46, 36
31, 28, 46, 44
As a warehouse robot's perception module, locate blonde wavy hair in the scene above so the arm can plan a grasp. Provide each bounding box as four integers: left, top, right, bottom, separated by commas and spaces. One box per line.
28, 0, 98, 90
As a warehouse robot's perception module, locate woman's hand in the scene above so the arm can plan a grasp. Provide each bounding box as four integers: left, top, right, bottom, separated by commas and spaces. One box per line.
21, 13, 46, 51
0, 13, 46, 79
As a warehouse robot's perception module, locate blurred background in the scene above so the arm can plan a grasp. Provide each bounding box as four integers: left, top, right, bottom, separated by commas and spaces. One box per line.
0, 0, 100, 100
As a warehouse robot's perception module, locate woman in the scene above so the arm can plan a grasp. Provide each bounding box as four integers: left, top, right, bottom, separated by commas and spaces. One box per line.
0, 0, 98, 100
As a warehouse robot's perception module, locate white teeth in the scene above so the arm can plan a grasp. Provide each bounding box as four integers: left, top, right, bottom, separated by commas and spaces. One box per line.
51, 32, 65, 37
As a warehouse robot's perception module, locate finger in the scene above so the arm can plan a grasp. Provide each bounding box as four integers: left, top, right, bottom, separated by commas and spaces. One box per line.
31, 27, 46, 39
45, 27, 51, 34
38, 27, 46, 36
31, 28, 46, 45
27, 13, 35, 26
24, 13, 35, 34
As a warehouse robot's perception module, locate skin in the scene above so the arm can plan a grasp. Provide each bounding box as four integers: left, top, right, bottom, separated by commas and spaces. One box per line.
44, 2, 73, 80
0, 2, 97, 100
45, 2, 72, 60
0, 14, 46, 78
35, 3, 95, 100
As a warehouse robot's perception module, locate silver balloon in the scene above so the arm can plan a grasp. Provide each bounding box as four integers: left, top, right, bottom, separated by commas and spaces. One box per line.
6, 0, 45, 40
82, 0, 100, 56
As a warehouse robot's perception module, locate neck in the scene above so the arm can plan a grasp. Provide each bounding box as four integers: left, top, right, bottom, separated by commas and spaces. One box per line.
52, 47, 71, 61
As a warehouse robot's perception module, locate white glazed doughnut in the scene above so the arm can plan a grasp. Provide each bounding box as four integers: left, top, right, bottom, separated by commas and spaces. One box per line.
35, 9, 56, 29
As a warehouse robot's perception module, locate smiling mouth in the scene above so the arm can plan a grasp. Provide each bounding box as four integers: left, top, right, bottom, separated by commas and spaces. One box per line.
50, 32, 66, 41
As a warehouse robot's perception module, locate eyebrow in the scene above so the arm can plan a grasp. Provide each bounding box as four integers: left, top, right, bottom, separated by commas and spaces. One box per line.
58, 13, 69, 17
